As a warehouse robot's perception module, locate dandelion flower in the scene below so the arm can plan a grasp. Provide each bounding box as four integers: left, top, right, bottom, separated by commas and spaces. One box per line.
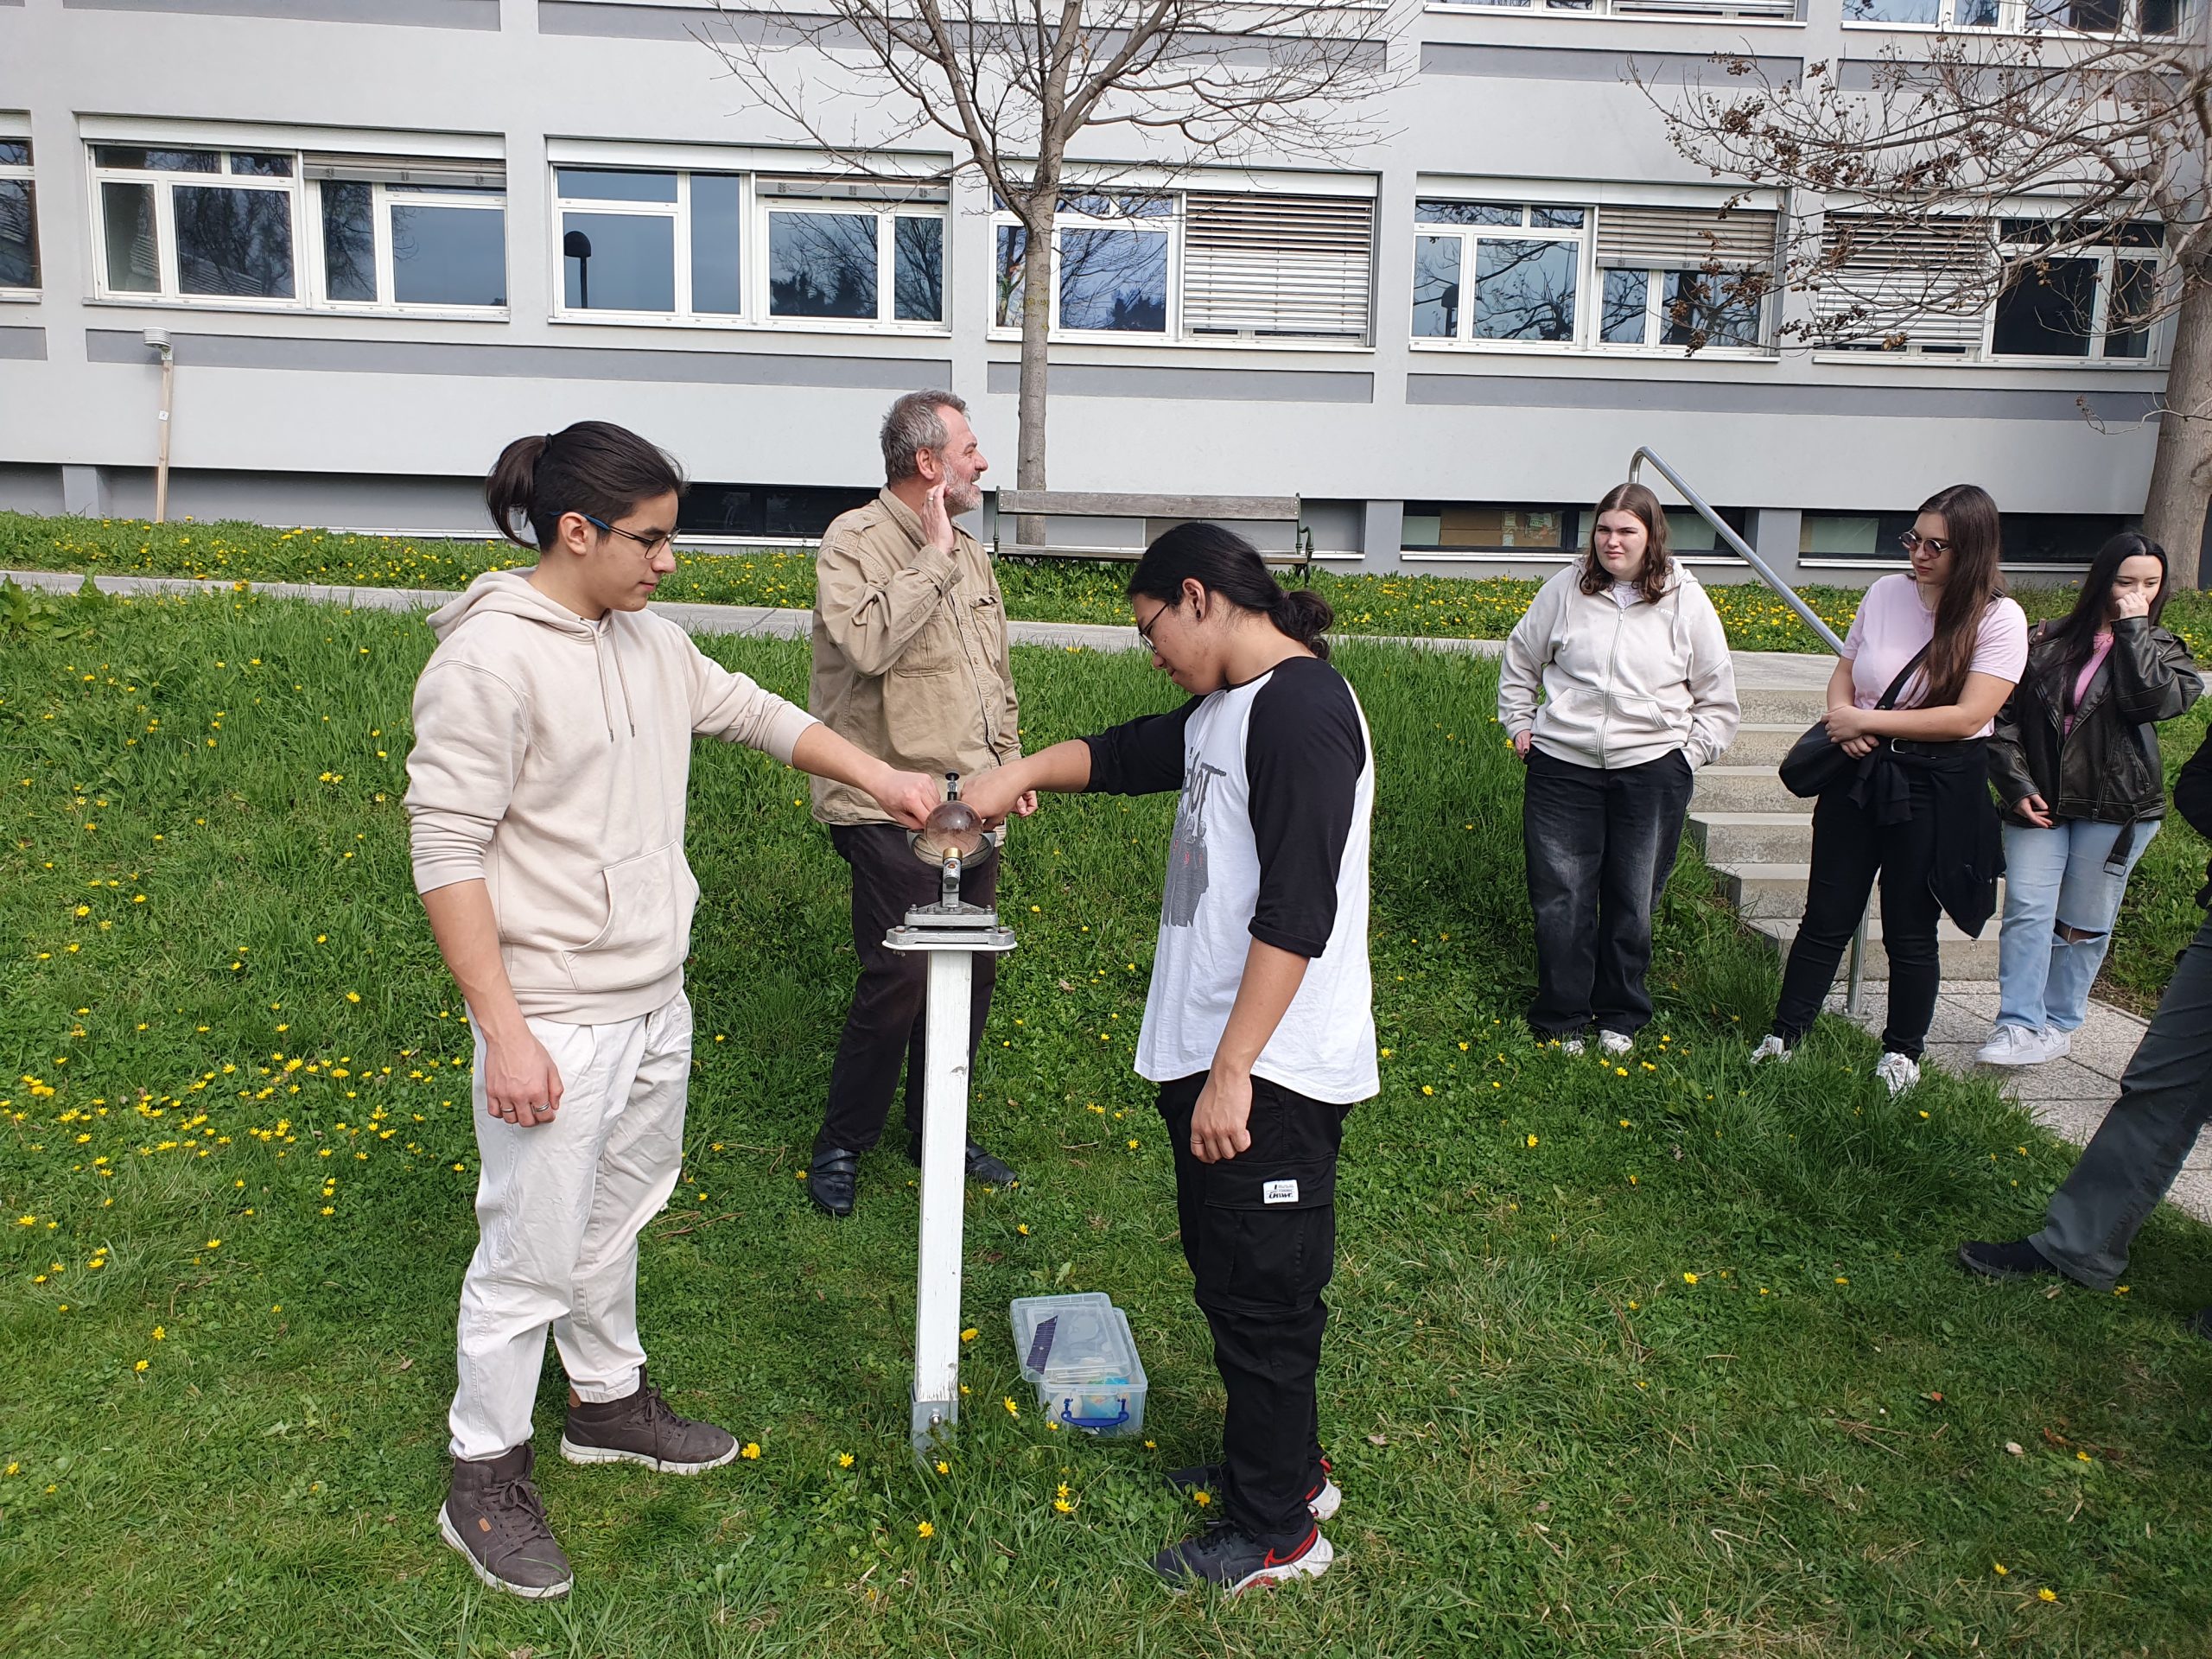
1193, 1490, 1211, 1507
2038, 1588, 2056, 1603
935, 1460, 950, 1475
1003, 1396, 1020, 1417
1993, 1562, 2009, 1576
836, 1452, 854, 1468
1683, 1272, 1699, 1284
741, 1442, 761, 1460
917, 1521, 935, 1538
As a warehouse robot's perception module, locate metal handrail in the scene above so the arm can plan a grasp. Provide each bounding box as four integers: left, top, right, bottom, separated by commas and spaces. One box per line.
1628, 446, 1845, 658
1625, 446, 1871, 1015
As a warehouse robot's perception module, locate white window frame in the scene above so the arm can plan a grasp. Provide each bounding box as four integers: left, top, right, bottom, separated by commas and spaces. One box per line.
989, 193, 1181, 342
87, 146, 306, 309
1408, 198, 1773, 357
1840, 0, 2186, 35
0, 130, 35, 298
305, 176, 508, 317
86, 141, 508, 315
1427, 0, 1802, 19
549, 165, 950, 334
1984, 229, 2164, 363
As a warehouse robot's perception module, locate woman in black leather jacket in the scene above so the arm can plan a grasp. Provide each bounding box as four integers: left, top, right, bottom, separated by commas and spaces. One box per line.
1979, 533, 2203, 1066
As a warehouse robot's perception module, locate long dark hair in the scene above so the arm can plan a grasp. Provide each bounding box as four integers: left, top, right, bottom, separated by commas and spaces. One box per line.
1578, 480, 1675, 605
1916, 483, 2006, 708
1128, 523, 1333, 661
2044, 531, 2170, 670
485, 422, 684, 552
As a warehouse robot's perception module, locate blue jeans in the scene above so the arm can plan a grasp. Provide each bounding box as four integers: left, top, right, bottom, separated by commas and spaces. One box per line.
1995, 818, 2158, 1033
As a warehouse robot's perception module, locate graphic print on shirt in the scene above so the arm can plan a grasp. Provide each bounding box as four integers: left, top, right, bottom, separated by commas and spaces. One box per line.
1163, 758, 1227, 927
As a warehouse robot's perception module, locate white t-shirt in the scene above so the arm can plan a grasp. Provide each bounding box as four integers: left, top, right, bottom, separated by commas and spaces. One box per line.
1081, 657, 1378, 1105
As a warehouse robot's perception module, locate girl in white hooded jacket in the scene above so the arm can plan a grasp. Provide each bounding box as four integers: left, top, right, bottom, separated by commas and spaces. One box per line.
1497, 483, 1739, 1053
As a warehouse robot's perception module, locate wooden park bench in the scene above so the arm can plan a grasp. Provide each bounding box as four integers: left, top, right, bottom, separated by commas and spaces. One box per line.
992, 490, 1311, 571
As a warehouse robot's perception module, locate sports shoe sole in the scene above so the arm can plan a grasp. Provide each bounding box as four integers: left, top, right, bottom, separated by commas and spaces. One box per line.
558, 1435, 741, 1475
437, 1506, 572, 1599
1228, 1531, 1335, 1592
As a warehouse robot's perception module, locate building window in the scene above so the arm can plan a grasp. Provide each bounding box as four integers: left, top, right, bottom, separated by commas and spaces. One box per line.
1, 138, 36, 292
679, 481, 878, 540
993, 188, 1373, 344
1412, 198, 1775, 352
555, 168, 946, 328
1990, 220, 2161, 360
1402, 501, 1745, 555
1802, 509, 2128, 563
1842, 0, 2180, 33
89, 142, 506, 310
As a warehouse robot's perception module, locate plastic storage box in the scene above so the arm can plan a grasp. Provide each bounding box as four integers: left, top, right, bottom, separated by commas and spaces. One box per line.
1008, 1293, 1149, 1438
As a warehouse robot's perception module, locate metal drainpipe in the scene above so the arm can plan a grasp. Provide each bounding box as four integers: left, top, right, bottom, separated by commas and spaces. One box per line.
145, 329, 175, 524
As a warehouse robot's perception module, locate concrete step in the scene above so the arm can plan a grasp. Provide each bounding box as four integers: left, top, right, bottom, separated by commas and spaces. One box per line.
1743, 914, 2000, 982
1714, 861, 2008, 923
1692, 764, 1809, 815
1714, 723, 1806, 767
1733, 685, 1832, 724
1686, 810, 1816, 866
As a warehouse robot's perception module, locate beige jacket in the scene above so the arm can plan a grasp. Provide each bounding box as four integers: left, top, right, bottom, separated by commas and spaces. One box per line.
809, 488, 1020, 825
405, 570, 817, 1023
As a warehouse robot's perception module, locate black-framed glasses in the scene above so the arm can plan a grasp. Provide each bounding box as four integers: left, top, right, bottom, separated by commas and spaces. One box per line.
1134, 599, 1171, 652
585, 514, 677, 556
1897, 530, 1952, 556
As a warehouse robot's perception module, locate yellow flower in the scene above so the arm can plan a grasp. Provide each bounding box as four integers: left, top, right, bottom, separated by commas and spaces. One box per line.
1421, 1084, 1434, 1096
205, 1239, 220, 1249
837, 1452, 855, 1468
1003, 1396, 1020, 1417
1052, 1497, 1073, 1513
935, 1460, 950, 1475
151, 1325, 165, 1341
1993, 1562, 2009, 1576
2038, 1588, 2056, 1603
741, 1442, 761, 1460
1683, 1272, 1699, 1284
1016, 1224, 1030, 1236
1525, 1133, 1538, 1147
959, 1328, 978, 1342
1193, 1490, 1211, 1507
1834, 1275, 1848, 1285
345, 991, 361, 1004
135, 1359, 149, 1373
917, 1521, 935, 1538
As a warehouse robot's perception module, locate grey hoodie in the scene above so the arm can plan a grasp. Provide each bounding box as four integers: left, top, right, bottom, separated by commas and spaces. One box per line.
1497, 563, 1740, 771
404, 570, 817, 1023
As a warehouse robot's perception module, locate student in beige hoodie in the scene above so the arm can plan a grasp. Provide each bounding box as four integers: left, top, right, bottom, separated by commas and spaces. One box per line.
406, 423, 937, 1600
1497, 483, 1739, 1056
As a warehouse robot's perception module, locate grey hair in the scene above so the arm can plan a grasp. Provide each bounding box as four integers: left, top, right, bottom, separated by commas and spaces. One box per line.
880, 389, 968, 484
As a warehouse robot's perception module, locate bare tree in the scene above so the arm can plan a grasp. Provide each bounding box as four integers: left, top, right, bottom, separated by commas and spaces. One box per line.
1643, 16, 2212, 584
702, 0, 1402, 518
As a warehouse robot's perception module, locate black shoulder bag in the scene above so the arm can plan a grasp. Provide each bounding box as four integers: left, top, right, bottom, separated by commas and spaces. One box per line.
1778, 643, 1931, 800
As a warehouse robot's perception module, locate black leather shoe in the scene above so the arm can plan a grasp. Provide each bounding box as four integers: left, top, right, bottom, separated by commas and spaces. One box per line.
808, 1146, 859, 1217
905, 1136, 1019, 1188
1955, 1237, 2057, 1281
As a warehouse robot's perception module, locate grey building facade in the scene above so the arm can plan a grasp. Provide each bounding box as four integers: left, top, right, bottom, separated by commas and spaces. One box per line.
0, 0, 2186, 582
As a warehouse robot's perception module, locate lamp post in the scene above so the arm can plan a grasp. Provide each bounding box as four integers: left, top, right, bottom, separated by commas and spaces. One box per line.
887, 776, 1015, 1463
563, 228, 592, 309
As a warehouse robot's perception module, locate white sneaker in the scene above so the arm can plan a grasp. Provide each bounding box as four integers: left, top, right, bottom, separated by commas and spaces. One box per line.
1749, 1035, 1793, 1065
2037, 1027, 2073, 1062
1557, 1037, 1586, 1056
1873, 1052, 1921, 1096
1598, 1030, 1634, 1057
1975, 1025, 2040, 1067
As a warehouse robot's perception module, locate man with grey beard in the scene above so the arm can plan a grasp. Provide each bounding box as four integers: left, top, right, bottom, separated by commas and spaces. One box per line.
804, 391, 1033, 1216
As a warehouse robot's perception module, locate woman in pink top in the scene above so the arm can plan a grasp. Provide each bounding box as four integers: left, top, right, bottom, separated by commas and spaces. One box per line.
1978, 534, 2202, 1066
1751, 484, 2029, 1096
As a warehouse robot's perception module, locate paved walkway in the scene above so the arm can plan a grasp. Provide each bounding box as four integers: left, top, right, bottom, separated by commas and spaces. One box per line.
10, 566, 2173, 1216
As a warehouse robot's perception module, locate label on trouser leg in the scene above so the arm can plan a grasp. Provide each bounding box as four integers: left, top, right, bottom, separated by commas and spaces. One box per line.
1263, 1179, 1300, 1205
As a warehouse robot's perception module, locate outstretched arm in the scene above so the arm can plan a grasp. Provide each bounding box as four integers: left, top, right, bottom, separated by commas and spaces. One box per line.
959, 739, 1095, 823
790, 723, 939, 829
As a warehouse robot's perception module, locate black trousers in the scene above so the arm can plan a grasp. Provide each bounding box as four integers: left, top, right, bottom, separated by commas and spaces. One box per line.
815, 823, 998, 1157
1158, 1071, 1349, 1550
1772, 772, 1943, 1058
1522, 747, 1694, 1038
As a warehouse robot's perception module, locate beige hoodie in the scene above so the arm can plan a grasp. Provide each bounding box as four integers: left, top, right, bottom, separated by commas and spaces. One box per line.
404, 569, 817, 1023
1497, 563, 1740, 771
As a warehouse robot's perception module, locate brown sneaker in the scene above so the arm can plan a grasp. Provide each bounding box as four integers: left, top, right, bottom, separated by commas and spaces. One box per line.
560, 1368, 740, 1474
438, 1444, 573, 1599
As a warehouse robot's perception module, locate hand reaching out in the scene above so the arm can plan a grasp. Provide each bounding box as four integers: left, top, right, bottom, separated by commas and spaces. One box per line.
872, 767, 941, 830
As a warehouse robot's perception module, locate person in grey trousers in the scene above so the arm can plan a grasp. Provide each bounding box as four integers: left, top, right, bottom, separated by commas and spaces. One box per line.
1956, 722, 2212, 1327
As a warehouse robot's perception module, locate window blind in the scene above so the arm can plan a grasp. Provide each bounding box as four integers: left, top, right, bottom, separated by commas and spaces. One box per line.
1182, 193, 1374, 341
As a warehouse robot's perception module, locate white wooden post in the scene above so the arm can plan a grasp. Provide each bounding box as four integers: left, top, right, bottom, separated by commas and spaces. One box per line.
908, 946, 973, 1454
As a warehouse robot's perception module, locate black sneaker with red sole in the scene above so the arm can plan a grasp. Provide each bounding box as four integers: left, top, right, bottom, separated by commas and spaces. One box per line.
1153, 1521, 1334, 1592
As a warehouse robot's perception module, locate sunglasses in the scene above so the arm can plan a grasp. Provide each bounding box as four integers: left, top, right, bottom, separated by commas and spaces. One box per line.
1897, 530, 1953, 556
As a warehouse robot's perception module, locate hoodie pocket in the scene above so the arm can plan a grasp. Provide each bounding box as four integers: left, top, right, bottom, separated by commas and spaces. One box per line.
563, 843, 696, 994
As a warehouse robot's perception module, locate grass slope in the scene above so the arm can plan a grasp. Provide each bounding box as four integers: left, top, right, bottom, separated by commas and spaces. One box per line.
3, 592, 2211, 1656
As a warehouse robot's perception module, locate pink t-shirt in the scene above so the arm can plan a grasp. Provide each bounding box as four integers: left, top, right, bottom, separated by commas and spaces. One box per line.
2064, 632, 2114, 736
1840, 574, 2029, 738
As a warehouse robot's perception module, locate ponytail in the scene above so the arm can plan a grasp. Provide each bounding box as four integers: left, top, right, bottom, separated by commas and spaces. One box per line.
486, 421, 685, 552
1129, 522, 1334, 662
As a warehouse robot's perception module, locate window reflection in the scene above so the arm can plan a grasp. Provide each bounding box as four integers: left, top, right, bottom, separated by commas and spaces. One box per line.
563, 211, 674, 311
392, 203, 505, 307
995, 223, 1027, 327
768, 211, 879, 319
321, 180, 376, 302
1662, 271, 1760, 348
893, 214, 943, 322
173, 185, 294, 298
1412, 235, 1461, 337
1059, 227, 1166, 331
1991, 257, 2097, 356
689, 174, 742, 315
1600, 269, 1649, 343
1474, 239, 1577, 341
0, 180, 38, 289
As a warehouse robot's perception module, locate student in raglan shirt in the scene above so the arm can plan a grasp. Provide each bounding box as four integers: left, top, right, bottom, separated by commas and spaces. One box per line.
406, 423, 937, 1600
963, 524, 1376, 1593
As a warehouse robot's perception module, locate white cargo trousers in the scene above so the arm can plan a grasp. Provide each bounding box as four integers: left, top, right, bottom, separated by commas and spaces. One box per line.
448, 990, 692, 1461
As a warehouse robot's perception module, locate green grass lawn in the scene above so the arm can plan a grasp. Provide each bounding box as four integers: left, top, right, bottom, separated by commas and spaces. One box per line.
6, 591, 2212, 1657
6, 510, 2209, 660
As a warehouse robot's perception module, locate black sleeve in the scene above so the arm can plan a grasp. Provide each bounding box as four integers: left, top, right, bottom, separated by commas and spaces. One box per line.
2107, 620, 2205, 726
1245, 658, 1366, 958
2176, 723, 2212, 843
1082, 698, 1200, 797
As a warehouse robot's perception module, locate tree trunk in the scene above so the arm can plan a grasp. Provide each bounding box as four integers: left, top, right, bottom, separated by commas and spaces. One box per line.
1014, 200, 1057, 553
2142, 269, 2212, 590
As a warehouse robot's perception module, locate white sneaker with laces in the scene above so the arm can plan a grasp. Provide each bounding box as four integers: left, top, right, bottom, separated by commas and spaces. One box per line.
1873, 1052, 1921, 1096
2035, 1027, 2073, 1062
1749, 1035, 1793, 1065
1598, 1030, 1634, 1057
1974, 1025, 2039, 1067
